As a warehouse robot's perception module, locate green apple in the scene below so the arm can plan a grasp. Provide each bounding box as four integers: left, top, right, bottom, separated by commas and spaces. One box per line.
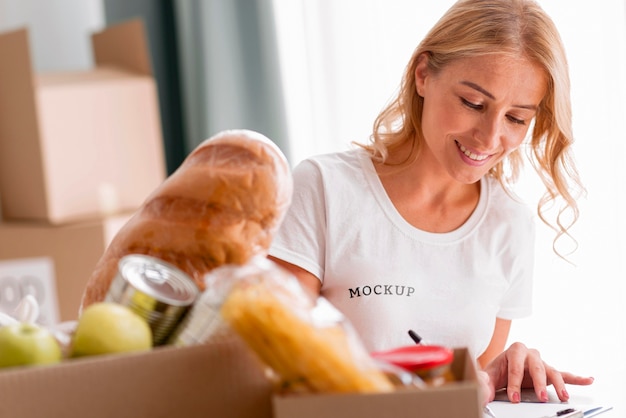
0, 322, 62, 368
70, 302, 152, 358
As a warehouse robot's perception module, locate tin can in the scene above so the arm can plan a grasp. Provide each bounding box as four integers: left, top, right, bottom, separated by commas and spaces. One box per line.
105, 254, 199, 346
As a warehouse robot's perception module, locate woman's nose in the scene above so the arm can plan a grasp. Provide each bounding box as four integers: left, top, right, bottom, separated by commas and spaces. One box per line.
474, 114, 502, 147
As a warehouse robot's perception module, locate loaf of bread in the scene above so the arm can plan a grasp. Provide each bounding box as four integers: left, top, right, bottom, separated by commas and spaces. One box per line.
80, 129, 292, 310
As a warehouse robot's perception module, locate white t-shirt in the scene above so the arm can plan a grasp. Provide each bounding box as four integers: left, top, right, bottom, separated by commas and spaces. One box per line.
269, 148, 535, 357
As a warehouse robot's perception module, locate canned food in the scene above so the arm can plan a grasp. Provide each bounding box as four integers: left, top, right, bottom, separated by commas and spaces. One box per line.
105, 254, 199, 346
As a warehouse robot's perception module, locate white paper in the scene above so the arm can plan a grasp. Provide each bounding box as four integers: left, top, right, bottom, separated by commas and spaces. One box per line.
487, 388, 614, 418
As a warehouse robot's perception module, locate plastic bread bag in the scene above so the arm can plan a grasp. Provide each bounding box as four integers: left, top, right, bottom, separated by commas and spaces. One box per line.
80, 129, 293, 310
173, 256, 398, 394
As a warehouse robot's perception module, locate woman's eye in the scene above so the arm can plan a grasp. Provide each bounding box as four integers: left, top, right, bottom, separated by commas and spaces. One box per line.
461, 98, 482, 110
461, 96, 528, 126
506, 115, 526, 125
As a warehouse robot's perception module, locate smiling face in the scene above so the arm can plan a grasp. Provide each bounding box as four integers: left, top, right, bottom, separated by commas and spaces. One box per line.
415, 53, 547, 184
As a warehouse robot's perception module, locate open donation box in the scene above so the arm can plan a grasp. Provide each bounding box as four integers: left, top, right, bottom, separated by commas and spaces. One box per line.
0, 336, 481, 418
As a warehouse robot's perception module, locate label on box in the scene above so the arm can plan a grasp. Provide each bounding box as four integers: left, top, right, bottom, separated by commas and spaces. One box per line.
0, 257, 59, 325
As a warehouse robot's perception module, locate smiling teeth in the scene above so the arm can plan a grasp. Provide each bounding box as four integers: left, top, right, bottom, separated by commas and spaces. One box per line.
457, 142, 488, 161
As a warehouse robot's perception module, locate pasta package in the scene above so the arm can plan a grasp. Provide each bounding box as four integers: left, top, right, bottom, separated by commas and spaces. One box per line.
209, 257, 394, 394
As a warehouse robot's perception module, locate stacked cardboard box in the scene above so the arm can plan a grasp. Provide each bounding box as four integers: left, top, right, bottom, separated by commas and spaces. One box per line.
0, 214, 132, 322
0, 19, 166, 323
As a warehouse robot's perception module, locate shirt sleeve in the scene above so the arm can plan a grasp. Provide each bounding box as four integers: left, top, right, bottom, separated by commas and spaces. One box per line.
269, 158, 327, 281
496, 211, 535, 320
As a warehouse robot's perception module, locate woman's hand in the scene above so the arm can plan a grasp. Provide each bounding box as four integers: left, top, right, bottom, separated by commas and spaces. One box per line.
479, 342, 594, 405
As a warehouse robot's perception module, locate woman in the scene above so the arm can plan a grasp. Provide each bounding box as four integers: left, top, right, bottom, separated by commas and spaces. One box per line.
268, 0, 594, 404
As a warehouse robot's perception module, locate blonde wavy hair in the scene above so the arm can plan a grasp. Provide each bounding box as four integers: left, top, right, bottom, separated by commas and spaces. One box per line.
360, 0, 584, 257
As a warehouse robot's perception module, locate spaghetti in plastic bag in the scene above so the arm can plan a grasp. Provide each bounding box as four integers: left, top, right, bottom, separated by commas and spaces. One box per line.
199, 256, 395, 394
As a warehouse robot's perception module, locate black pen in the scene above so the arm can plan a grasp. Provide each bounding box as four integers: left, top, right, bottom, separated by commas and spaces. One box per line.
408, 329, 422, 344
545, 408, 583, 418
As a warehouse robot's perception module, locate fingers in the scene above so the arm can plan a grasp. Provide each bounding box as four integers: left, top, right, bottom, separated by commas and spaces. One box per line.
546, 364, 568, 402
504, 343, 550, 403
503, 342, 529, 403
525, 348, 550, 403
551, 371, 595, 401
477, 370, 494, 406
501, 343, 579, 403
560, 371, 595, 386
483, 342, 595, 405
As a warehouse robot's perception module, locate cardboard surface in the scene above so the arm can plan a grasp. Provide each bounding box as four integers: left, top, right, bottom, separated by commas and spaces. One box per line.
0, 19, 166, 224
273, 348, 482, 418
91, 18, 152, 76
0, 337, 274, 418
0, 214, 131, 322
0, 325, 479, 418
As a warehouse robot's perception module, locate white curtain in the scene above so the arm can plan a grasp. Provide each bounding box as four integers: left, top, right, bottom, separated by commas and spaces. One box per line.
271, 1, 454, 164
272, 0, 626, 405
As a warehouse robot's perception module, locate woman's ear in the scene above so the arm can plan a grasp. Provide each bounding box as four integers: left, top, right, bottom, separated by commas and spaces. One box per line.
414, 53, 430, 97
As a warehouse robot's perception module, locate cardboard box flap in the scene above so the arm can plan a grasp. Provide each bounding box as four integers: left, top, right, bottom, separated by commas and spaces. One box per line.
0, 337, 274, 418
91, 19, 152, 77
0, 27, 47, 215
450, 346, 478, 381
273, 348, 483, 418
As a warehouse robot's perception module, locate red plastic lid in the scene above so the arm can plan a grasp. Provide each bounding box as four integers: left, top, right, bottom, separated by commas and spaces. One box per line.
370, 345, 454, 372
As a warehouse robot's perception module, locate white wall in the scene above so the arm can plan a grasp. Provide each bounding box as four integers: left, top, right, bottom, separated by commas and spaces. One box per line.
0, 0, 105, 72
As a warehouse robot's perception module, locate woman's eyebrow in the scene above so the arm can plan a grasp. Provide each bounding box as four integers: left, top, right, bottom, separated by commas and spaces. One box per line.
460, 80, 538, 110
461, 80, 495, 99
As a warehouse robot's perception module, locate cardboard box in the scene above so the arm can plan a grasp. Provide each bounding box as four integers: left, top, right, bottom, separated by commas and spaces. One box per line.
0, 213, 131, 322
273, 348, 482, 418
0, 19, 166, 224
0, 338, 275, 418
0, 331, 480, 418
